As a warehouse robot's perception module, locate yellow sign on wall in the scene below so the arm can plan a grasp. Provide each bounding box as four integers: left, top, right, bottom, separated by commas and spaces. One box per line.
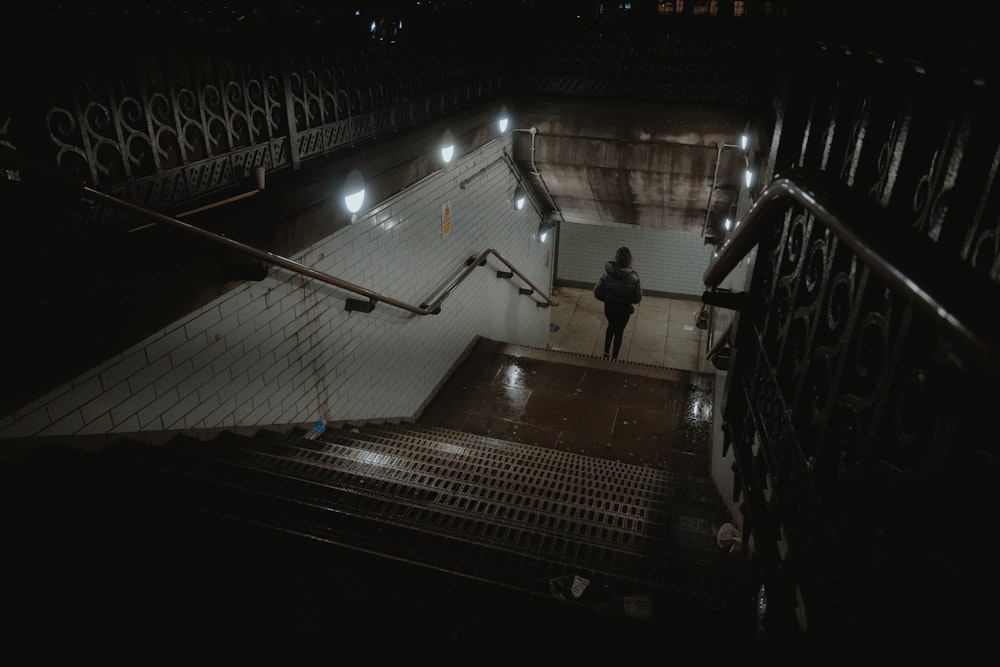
442, 201, 452, 238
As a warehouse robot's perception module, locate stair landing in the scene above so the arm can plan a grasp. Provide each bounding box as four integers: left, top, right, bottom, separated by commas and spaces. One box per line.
419, 338, 716, 477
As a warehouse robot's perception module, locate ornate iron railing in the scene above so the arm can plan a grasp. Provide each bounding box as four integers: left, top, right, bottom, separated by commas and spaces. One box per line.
3, 8, 505, 232
696, 6, 1000, 641
705, 167, 1000, 642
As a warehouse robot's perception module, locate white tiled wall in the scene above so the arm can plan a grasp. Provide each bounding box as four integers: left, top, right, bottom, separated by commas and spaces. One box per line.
0, 137, 553, 439
557, 221, 714, 296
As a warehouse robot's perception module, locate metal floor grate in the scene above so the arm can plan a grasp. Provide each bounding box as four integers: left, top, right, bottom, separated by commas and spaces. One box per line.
136, 424, 732, 590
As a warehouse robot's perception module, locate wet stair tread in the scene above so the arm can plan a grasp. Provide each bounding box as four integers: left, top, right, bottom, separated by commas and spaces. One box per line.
105, 438, 611, 596
363, 422, 724, 505
168, 431, 725, 573
7, 446, 688, 659
256, 425, 723, 522
319, 429, 723, 552
7, 437, 755, 646
104, 434, 730, 604
480, 338, 698, 378
118, 432, 746, 607
247, 427, 725, 558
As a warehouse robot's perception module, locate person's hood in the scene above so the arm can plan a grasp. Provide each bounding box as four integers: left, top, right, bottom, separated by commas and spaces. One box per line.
605, 261, 631, 279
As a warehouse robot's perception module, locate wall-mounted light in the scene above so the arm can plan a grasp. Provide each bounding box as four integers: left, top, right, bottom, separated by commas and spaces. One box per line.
343, 169, 366, 214
440, 128, 455, 164
704, 137, 754, 241
537, 220, 555, 242
513, 184, 527, 211
497, 105, 510, 134
724, 217, 732, 231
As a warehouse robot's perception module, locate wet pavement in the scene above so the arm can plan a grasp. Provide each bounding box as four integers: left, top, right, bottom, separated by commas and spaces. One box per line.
418, 338, 716, 478
1, 320, 747, 664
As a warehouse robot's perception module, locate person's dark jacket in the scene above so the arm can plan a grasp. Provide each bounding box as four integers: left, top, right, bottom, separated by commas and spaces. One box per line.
594, 261, 642, 309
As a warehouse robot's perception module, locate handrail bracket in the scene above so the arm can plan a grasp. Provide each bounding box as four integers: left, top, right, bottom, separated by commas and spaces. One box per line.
345, 297, 377, 313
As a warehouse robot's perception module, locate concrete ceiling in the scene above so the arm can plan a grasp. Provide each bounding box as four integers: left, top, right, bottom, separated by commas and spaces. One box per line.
510, 96, 752, 237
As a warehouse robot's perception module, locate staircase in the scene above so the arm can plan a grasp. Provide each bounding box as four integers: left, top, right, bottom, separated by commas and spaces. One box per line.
3, 380, 756, 664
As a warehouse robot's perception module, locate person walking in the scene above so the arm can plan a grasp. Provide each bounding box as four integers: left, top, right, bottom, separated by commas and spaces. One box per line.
593, 246, 642, 360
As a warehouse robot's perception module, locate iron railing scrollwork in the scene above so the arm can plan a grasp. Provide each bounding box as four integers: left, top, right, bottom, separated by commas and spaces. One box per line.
4, 15, 505, 234
704, 167, 1000, 642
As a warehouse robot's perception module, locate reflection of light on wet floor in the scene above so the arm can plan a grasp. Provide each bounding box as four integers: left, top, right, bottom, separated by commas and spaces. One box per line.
438, 442, 466, 456
503, 364, 525, 386
350, 450, 401, 468
350, 443, 466, 466
687, 398, 712, 421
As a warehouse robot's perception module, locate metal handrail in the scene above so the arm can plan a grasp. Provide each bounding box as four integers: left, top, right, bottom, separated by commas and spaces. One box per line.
91, 188, 558, 315
1, 146, 558, 316
424, 248, 559, 313
706, 317, 733, 363
703, 166, 1000, 375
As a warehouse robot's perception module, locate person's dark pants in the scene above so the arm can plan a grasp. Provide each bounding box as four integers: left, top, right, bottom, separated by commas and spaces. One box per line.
603, 303, 632, 359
